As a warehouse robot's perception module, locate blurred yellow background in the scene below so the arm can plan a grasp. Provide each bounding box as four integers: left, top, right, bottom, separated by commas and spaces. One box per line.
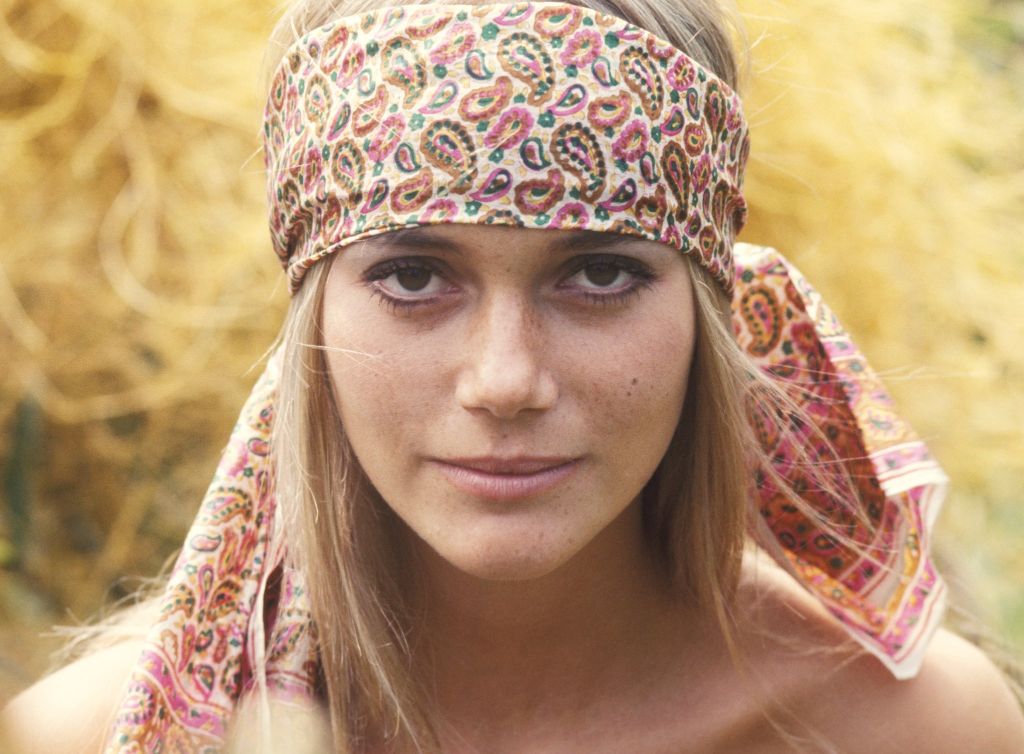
0, 0, 1021, 700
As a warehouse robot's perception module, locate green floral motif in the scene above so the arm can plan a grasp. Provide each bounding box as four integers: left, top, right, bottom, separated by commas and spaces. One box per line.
481, 22, 499, 41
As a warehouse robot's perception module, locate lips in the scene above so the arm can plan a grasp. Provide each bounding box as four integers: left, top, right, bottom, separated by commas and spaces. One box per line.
429, 456, 580, 501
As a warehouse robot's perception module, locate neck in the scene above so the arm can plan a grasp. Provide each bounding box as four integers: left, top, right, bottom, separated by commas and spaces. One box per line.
402, 500, 704, 735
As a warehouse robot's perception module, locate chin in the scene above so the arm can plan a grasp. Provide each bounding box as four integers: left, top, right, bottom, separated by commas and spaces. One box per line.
457, 555, 564, 582
438, 532, 585, 583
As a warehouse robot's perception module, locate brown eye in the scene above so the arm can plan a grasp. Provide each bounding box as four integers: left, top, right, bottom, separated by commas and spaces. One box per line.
583, 262, 621, 287
559, 254, 656, 305
395, 266, 432, 292
366, 258, 452, 305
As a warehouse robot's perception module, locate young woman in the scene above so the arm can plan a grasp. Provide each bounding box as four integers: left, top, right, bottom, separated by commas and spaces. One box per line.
5, 0, 1023, 752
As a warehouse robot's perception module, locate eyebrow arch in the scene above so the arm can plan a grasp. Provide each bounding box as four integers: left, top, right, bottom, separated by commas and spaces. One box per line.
351, 226, 656, 256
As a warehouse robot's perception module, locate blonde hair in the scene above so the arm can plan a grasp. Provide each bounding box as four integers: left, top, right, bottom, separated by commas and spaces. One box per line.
267, 1, 862, 751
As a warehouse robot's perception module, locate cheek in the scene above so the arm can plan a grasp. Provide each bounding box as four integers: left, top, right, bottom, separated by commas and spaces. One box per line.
562, 308, 694, 447
321, 302, 453, 459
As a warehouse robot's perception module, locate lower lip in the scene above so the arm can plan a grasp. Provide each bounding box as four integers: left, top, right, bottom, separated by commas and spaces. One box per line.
431, 460, 580, 501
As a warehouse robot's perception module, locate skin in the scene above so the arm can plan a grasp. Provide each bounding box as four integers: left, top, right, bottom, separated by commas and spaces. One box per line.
4, 224, 1024, 751
322, 223, 696, 583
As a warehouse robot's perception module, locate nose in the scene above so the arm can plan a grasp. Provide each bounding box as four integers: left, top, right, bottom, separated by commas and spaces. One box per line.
455, 292, 558, 419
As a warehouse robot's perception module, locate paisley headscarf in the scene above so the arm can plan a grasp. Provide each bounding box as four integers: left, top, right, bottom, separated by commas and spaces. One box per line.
104, 3, 948, 750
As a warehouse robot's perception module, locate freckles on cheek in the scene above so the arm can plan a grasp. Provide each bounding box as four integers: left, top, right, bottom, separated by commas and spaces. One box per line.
567, 313, 691, 432
324, 326, 454, 445
602, 375, 671, 430
600, 333, 692, 436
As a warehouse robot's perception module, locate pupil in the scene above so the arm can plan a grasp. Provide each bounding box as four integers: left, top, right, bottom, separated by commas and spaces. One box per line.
585, 263, 619, 287
396, 267, 431, 291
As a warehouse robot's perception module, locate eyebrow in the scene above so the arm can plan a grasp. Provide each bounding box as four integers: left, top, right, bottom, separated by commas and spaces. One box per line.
351, 226, 656, 256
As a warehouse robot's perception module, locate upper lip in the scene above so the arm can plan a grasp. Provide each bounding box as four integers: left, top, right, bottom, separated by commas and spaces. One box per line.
435, 456, 578, 474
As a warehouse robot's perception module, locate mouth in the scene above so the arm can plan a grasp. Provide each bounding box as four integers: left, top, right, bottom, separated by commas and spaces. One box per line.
429, 456, 581, 501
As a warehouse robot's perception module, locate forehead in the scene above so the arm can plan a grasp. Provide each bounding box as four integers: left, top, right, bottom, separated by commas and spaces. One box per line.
347, 225, 671, 258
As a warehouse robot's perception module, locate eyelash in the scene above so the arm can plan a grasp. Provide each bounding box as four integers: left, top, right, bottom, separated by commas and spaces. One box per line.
363, 257, 452, 314
362, 254, 658, 314
563, 254, 658, 306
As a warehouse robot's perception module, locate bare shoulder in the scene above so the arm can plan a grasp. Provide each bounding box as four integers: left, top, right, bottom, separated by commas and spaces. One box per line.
1, 640, 144, 754
903, 628, 1022, 748
733, 551, 1024, 753
795, 627, 1024, 753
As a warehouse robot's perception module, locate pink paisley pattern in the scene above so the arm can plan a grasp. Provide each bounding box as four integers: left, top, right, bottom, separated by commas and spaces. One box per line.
732, 244, 947, 675
263, 2, 749, 295
104, 352, 319, 752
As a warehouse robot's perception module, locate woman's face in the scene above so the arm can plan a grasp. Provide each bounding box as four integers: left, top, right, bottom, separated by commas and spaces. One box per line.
322, 224, 696, 581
